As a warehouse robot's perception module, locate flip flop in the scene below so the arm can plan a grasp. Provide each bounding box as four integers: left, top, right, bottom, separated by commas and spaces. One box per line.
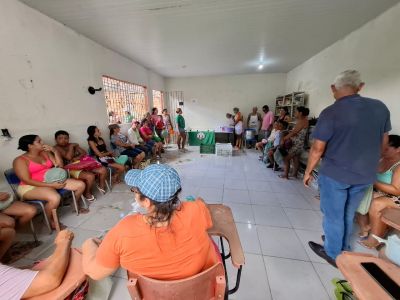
97, 186, 106, 195
84, 195, 96, 203
79, 208, 90, 214
357, 239, 379, 249
2, 241, 43, 264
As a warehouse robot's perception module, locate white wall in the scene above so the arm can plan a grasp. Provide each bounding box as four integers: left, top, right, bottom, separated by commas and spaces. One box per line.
165, 73, 286, 130
0, 0, 165, 188
286, 2, 400, 132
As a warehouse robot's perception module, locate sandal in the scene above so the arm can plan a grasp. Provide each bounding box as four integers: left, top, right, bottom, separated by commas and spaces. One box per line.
79, 207, 90, 214
84, 195, 96, 203
278, 174, 289, 180
97, 186, 106, 195
357, 239, 379, 249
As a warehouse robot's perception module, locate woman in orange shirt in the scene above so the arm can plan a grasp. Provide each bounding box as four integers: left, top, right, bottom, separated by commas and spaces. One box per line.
82, 164, 219, 280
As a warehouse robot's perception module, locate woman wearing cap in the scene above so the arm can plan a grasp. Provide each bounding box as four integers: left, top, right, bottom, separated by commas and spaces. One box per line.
82, 164, 220, 281
13, 135, 87, 228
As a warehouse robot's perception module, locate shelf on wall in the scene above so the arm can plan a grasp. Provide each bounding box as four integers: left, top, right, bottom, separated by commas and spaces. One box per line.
274, 92, 307, 119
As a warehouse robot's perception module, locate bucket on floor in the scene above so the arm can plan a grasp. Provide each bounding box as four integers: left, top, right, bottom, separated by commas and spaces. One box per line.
245, 128, 256, 140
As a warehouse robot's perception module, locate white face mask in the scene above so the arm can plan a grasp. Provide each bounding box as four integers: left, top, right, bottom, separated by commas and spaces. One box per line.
131, 201, 148, 215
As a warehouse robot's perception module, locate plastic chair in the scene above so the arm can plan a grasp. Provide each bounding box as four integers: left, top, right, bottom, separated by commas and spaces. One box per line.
127, 263, 225, 300
26, 248, 87, 300
4, 168, 83, 232
126, 204, 245, 300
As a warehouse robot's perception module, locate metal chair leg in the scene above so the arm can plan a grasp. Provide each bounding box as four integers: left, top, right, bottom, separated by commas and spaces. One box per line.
81, 195, 89, 209
107, 167, 113, 192
71, 191, 79, 216
29, 220, 39, 244
38, 201, 52, 234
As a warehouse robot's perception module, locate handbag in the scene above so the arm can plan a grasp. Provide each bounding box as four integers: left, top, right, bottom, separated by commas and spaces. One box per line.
64, 156, 102, 171
99, 156, 115, 164
152, 129, 162, 142
44, 167, 68, 183
114, 155, 129, 165
356, 185, 374, 215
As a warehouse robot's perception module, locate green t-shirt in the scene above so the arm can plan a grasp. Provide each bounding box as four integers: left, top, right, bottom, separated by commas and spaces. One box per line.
176, 114, 185, 129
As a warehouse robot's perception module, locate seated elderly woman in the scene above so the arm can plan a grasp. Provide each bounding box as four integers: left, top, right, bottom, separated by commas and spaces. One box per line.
14, 135, 87, 227
0, 230, 74, 299
109, 124, 146, 169
0, 192, 37, 261
82, 164, 220, 281
359, 134, 400, 248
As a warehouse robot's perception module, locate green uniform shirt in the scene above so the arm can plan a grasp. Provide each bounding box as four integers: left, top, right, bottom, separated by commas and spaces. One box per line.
176, 114, 185, 129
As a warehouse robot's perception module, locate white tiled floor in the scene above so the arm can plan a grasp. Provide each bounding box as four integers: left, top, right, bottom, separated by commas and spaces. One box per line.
11, 146, 378, 299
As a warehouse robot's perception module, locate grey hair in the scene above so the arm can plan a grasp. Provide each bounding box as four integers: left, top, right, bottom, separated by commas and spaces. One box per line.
333, 70, 363, 89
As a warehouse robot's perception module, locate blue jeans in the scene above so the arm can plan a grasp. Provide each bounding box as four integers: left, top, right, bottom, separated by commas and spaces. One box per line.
318, 174, 369, 259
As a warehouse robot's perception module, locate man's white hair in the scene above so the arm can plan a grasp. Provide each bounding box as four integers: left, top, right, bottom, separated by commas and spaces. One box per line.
333, 70, 363, 89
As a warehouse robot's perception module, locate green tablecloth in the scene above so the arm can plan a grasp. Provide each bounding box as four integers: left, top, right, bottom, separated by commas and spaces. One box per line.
188, 131, 215, 146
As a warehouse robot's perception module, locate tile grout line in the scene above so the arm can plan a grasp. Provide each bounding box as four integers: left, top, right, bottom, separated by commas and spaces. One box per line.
291, 222, 333, 299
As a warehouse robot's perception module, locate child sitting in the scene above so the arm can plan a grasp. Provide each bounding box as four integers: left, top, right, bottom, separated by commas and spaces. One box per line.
257, 121, 287, 163
266, 121, 288, 169
54, 130, 108, 201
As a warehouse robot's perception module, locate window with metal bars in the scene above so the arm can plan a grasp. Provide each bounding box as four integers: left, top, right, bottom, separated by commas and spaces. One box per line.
102, 75, 149, 124
152, 90, 164, 113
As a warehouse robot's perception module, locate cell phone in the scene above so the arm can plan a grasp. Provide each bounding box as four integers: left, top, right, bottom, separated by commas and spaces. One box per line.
361, 262, 400, 299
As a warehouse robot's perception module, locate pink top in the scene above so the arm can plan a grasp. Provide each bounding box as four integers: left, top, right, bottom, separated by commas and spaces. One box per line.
140, 126, 153, 142
20, 155, 53, 185
150, 114, 159, 126
261, 111, 274, 130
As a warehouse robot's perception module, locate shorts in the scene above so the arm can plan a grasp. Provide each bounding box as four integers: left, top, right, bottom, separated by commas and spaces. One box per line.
17, 185, 36, 200
0, 264, 38, 300
121, 148, 143, 158
146, 140, 155, 148
178, 128, 186, 134
69, 170, 83, 179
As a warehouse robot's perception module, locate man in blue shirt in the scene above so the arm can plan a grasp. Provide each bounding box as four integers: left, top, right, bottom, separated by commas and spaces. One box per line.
303, 70, 391, 267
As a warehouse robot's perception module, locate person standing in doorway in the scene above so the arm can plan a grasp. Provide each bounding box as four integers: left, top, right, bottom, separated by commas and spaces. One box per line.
176, 108, 186, 152
260, 105, 274, 140
247, 107, 262, 148
303, 70, 391, 267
